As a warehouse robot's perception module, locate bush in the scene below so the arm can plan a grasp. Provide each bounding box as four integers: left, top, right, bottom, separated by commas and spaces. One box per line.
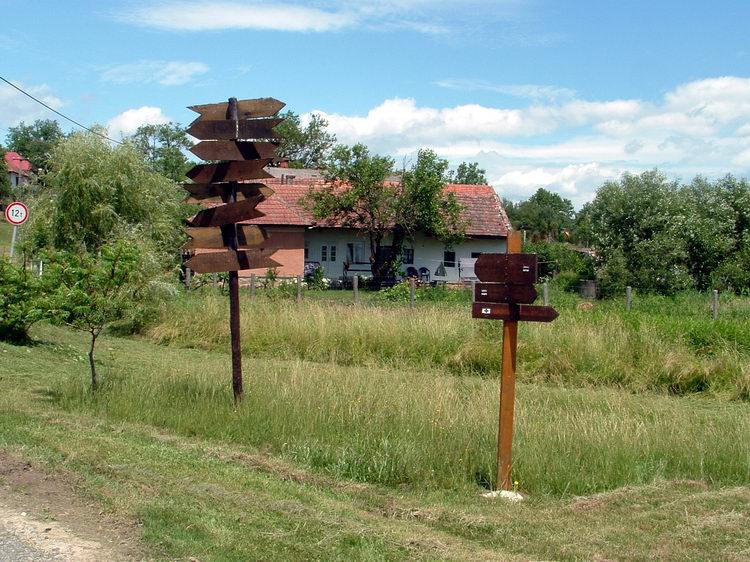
0, 257, 53, 342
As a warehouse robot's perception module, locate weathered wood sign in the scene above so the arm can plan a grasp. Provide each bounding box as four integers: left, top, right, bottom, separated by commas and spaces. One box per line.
186, 160, 274, 183
471, 234, 559, 493
190, 140, 280, 161
474, 283, 538, 305
189, 97, 285, 120
185, 249, 279, 273
187, 196, 266, 228
184, 225, 269, 250
182, 182, 274, 202
187, 118, 282, 141
182, 96, 284, 403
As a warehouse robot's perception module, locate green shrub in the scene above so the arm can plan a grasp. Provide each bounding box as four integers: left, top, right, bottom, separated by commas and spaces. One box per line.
0, 257, 53, 342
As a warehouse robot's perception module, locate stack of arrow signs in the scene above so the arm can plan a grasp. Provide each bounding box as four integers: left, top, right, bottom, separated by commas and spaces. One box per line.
183, 97, 285, 274
471, 254, 559, 322
470, 237, 560, 493
181, 96, 285, 402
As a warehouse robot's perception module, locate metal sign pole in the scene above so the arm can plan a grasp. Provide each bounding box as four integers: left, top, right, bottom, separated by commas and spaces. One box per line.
9, 225, 18, 258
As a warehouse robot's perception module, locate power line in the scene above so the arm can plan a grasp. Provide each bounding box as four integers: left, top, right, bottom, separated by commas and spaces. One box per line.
0, 76, 123, 145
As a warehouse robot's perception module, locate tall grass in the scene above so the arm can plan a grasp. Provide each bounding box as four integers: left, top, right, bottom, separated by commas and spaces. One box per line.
55, 347, 750, 495
148, 293, 750, 398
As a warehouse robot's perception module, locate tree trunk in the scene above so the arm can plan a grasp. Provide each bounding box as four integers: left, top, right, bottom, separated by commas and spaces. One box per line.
88, 330, 98, 392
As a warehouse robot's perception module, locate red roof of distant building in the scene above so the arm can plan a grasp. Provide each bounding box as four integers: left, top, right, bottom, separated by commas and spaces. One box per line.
239, 176, 510, 238
4, 151, 32, 175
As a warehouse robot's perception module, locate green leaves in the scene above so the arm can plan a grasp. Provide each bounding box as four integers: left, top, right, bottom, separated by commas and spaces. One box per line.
274, 111, 336, 169
587, 170, 750, 294
5, 119, 65, 171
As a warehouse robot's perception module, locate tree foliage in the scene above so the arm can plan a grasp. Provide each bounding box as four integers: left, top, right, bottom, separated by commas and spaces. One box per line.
306, 145, 466, 278
45, 240, 156, 390
587, 170, 750, 294
6, 119, 65, 170
450, 161, 488, 185
126, 123, 193, 182
0, 146, 11, 201
513, 188, 575, 241
0, 257, 56, 342
26, 131, 187, 260
274, 111, 336, 168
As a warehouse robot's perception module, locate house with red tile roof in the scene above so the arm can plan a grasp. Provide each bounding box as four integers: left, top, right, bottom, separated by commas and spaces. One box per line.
200, 167, 511, 282
4, 151, 32, 191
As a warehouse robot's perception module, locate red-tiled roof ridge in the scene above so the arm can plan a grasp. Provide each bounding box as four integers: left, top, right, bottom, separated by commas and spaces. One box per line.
4, 151, 32, 175
238, 178, 510, 237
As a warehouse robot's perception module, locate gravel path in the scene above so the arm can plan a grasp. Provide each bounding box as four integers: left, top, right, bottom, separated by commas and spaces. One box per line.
0, 524, 63, 561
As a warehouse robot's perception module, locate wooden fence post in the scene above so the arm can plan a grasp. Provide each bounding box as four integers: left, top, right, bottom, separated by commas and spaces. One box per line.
410, 277, 416, 309
712, 289, 719, 320
471, 280, 476, 302
626, 286, 632, 311
353, 275, 359, 305
212, 272, 218, 290
296, 275, 302, 304
185, 267, 192, 291
250, 273, 256, 300
543, 282, 549, 306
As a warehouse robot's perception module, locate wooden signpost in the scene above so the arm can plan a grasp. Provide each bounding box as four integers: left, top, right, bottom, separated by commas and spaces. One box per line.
472, 231, 559, 491
182, 96, 284, 402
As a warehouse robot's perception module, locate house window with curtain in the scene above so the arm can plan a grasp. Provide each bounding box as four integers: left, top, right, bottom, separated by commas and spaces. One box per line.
444, 250, 456, 267
402, 248, 414, 264
347, 242, 366, 264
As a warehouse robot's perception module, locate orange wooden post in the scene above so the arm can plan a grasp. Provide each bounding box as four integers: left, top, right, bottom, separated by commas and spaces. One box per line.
496, 230, 522, 490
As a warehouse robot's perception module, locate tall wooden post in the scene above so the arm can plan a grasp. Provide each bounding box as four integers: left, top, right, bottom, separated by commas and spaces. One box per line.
225, 98, 243, 402
409, 277, 416, 309
497, 231, 522, 490
296, 274, 302, 303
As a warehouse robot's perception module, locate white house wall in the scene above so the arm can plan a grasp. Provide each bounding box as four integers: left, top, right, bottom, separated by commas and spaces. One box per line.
304, 228, 506, 282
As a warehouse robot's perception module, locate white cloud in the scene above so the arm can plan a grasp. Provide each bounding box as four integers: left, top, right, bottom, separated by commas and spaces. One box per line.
118, 1, 355, 32
311, 76, 750, 205
436, 79, 576, 101
0, 80, 65, 128
115, 0, 522, 35
107, 106, 170, 139
101, 60, 209, 86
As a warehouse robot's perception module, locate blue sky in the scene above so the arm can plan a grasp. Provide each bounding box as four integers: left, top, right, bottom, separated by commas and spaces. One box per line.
2, 0, 750, 206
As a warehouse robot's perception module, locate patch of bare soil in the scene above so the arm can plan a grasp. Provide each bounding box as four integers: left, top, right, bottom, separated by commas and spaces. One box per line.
0, 451, 148, 561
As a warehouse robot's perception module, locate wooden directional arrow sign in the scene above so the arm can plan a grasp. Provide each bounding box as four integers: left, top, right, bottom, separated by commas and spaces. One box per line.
189, 98, 285, 120
189, 141, 279, 162
182, 182, 274, 202
188, 196, 265, 228
187, 118, 282, 141
475, 283, 538, 304
471, 303, 559, 322
475, 254, 538, 284
186, 160, 273, 184
185, 249, 280, 274
184, 225, 269, 250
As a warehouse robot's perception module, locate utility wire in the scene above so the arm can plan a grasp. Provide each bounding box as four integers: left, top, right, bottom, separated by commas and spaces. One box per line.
0, 75, 123, 145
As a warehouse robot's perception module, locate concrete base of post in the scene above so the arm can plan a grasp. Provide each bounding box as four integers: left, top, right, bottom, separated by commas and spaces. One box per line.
481, 490, 524, 502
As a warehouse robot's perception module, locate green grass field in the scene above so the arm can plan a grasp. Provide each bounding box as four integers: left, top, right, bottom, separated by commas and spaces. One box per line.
150, 290, 750, 399
1, 291, 749, 559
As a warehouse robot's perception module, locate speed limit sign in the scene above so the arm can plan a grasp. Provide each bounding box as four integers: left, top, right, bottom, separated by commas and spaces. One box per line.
4, 202, 28, 226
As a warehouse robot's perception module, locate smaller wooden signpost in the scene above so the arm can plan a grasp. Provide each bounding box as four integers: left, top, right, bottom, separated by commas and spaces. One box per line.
472, 231, 559, 491
182, 96, 284, 402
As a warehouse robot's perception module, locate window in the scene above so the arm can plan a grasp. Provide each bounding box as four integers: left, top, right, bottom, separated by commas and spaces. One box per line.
304, 243, 309, 260
444, 250, 456, 268
471, 252, 482, 259
321, 245, 328, 261
347, 242, 366, 263
402, 248, 414, 264
330, 245, 337, 262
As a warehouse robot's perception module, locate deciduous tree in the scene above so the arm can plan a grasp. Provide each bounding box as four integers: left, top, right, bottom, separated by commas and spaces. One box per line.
274, 111, 336, 168
126, 123, 193, 182
6, 119, 65, 170
451, 161, 488, 184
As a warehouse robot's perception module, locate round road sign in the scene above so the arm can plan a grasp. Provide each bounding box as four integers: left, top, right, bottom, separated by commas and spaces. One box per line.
4, 201, 29, 226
